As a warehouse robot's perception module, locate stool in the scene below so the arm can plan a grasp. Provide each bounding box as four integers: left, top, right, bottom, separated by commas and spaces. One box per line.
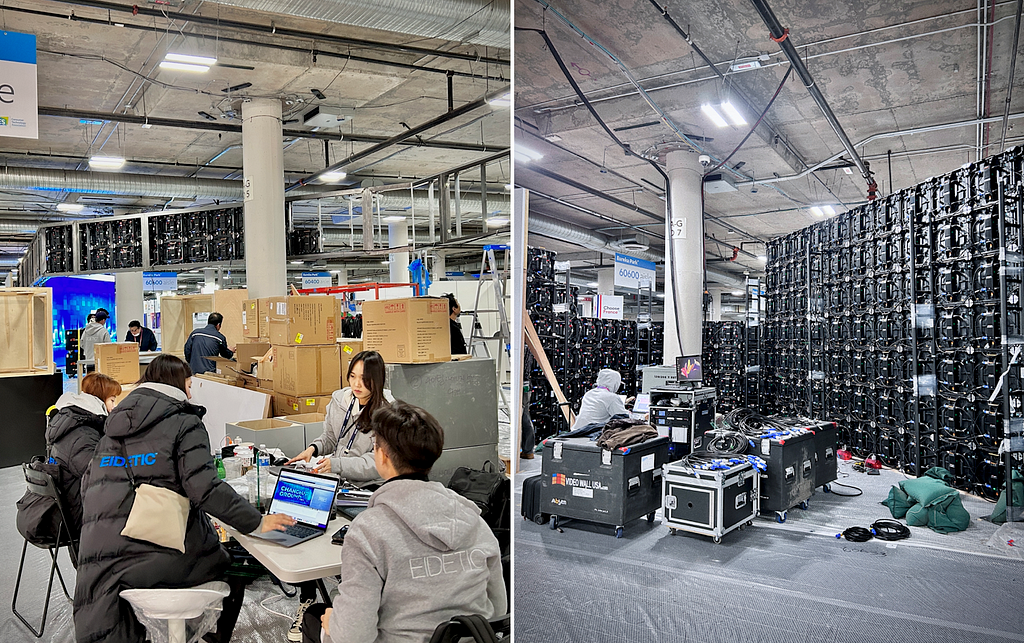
120, 581, 230, 643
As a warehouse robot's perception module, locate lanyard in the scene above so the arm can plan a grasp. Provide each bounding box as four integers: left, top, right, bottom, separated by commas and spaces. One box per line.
340, 398, 359, 454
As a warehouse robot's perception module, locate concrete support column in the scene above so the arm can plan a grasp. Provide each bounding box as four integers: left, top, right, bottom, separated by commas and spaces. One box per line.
433, 252, 447, 279
115, 271, 144, 342
664, 150, 705, 364
242, 98, 287, 299
710, 289, 722, 322
388, 221, 410, 284
361, 188, 374, 251
335, 268, 348, 286
597, 268, 615, 295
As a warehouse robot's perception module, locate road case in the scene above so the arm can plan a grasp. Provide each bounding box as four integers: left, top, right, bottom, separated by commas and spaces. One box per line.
662, 460, 758, 543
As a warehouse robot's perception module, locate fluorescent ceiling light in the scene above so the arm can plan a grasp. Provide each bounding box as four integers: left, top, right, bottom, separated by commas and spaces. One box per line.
732, 290, 744, 296
381, 260, 391, 265
89, 155, 126, 170
810, 206, 824, 217
164, 53, 217, 66
757, 254, 768, 262
382, 215, 406, 223
159, 61, 210, 73
56, 203, 84, 213
587, 282, 599, 288
822, 205, 836, 216
487, 92, 511, 107
701, 104, 728, 128
487, 217, 510, 226
720, 102, 747, 126
321, 170, 347, 182
329, 270, 341, 274
514, 146, 543, 162
504, 183, 513, 191
290, 260, 304, 265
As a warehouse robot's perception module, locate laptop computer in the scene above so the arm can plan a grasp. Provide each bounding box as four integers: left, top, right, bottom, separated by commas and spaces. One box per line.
252, 469, 341, 547
633, 393, 651, 414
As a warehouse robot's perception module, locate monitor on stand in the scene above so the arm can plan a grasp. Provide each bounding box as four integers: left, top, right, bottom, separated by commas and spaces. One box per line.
675, 355, 703, 388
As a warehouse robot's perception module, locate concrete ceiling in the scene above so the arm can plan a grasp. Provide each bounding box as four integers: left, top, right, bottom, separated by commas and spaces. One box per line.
0, 0, 511, 279
514, 0, 1024, 287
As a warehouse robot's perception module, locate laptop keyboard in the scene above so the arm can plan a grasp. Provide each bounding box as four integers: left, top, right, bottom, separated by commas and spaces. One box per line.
284, 523, 320, 538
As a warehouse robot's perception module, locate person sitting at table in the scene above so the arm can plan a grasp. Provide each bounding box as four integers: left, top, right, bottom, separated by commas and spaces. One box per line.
300, 401, 507, 643
284, 349, 395, 641
72, 354, 294, 643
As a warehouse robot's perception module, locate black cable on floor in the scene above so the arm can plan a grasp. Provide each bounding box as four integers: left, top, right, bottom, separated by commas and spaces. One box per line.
871, 519, 911, 541
838, 526, 873, 542
828, 481, 863, 497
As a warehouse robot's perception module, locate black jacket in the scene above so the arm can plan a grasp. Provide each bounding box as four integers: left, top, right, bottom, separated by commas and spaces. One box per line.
45, 397, 105, 540
73, 384, 262, 643
183, 324, 233, 375
124, 327, 158, 352
450, 318, 468, 355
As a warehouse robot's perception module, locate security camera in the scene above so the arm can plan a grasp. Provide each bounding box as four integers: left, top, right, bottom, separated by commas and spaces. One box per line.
698, 155, 712, 167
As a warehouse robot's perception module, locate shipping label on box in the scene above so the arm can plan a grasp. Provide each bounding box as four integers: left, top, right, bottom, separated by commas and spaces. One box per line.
338, 339, 363, 377
94, 342, 141, 385
362, 297, 451, 364
267, 296, 337, 345
243, 299, 271, 339
273, 344, 342, 396
273, 393, 332, 415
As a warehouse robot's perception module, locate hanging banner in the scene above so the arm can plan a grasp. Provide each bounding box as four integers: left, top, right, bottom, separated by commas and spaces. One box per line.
0, 31, 38, 139
301, 271, 332, 289
142, 272, 178, 291
614, 253, 656, 289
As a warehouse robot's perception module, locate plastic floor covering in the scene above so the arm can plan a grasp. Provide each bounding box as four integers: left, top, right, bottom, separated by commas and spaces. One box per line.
514, 456, 1024, 643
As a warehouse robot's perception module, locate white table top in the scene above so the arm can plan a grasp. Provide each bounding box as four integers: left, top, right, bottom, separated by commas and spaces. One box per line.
218, 515, 351, 584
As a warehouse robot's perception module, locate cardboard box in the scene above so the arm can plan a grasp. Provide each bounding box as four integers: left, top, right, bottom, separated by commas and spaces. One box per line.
160, 295, 214, 354
337, 339, 363, 378
267, 296, 338, 346
362, 297, 451, 364
234, 342, 271, 374
113, 383, 138, 406
242, 298, 271, 339
274, 393, 332, 415
272, 412, 325, 450
212, 288, 248, 350
0, 288, 54, 377
273, 344, 341, 396
225, 418, 306, 458
94, 342, 141, 385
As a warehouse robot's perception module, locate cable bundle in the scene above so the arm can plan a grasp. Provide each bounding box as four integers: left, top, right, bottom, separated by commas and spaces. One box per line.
870, 519, 911, 541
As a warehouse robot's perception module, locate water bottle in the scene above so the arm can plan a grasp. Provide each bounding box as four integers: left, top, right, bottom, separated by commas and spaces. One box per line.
258, 444, 270, 470
216, 455, 226, 480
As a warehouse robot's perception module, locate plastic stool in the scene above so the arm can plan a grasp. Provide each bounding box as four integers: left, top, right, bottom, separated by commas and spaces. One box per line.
120, 581, 230, 643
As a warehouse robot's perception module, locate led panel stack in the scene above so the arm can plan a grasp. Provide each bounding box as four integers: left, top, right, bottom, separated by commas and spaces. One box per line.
44, 225, 74, 274
703, 321, 745, 412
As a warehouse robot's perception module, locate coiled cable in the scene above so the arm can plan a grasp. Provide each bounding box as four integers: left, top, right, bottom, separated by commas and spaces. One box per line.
870, 519, 911, 541
839, 526, 874, 542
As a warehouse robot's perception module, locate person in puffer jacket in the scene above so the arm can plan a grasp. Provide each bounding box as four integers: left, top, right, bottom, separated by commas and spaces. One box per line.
300, 401, 507, 643
73, 354, 294, 643
46, 372, 122, 544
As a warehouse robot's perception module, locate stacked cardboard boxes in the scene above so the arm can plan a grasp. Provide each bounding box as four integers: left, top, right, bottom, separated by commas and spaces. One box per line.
362, 297, 451, 364
269, 296, 341, 415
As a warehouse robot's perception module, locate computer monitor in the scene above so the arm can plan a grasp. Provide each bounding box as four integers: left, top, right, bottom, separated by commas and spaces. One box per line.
676, 355, 703, 382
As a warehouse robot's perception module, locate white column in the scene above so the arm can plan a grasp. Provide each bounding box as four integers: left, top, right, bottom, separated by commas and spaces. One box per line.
242, 98, 287, 299
597, 267, 614, 295
335, 268, 348, 286
433, 251, 447, 280
710, 289, 722, 321
664, 150, 705, 362
388, 220, 410, 284
115, 271, 144, 342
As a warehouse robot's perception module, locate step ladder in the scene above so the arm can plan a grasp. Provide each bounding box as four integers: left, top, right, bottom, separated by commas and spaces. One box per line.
467, 245, 511, 419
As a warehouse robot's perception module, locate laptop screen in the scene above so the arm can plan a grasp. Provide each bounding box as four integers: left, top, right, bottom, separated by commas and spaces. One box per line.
633, 393, 651, 414
269, 470, 338, 529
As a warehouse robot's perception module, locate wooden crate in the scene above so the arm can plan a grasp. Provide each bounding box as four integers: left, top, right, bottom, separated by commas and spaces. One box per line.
0, 288, 54, 377
213, 288, 248, 350
159, 294, 214, 354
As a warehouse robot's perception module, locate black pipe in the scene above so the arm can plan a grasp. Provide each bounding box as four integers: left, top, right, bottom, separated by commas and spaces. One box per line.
1000, 0, 1024, 149
520, 165, 663, 222
747, 0, 877, 199
448, 71, 455, 113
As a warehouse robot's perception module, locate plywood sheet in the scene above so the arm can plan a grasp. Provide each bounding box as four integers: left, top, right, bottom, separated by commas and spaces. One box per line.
160, 294, 214, 353
189, 376, 271, 448
213, 288, 248, 349
0, 288, 53, 377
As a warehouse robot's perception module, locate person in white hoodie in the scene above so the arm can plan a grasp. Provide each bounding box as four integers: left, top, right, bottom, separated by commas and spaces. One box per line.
571, 368, 629, 432
79, 308, 112, 361
284, 350, 396, 641
300, 401, 507, 643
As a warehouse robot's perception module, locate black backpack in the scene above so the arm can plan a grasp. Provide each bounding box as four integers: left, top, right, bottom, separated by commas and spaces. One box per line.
16, 455, 66, 546
447, 462, 510, 535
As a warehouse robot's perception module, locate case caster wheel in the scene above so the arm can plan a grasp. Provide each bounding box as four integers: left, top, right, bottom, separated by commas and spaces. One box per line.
738, 524, 745, 531
615, 527, 624, 539
746, 520, 753, 527
669, 527, 677, 535
647, 512, 656, 523
713, 536, 722, 544
533, 513, 545, 526
549, 516, 558, 530
776, 511, 787, 524
823, 484, 832, 493
800, 500, 810, 510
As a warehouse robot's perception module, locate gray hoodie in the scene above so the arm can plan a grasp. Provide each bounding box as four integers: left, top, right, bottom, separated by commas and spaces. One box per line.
79, 321, 112, 360
571, 368, 628, 430
327, 479, 506, 643
311, 387, 396, 483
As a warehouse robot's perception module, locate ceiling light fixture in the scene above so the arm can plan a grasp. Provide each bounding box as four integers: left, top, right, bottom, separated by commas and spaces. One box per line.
321, 170, 347, 182
56, 203, 84, 213
290, 260, 304, 265
757, 254, 768, 262
310, 88, 327, 100
810, 206, 824, 217
701, 104, 728, 128
504, 183, 513, 191
514, 146, 543, 162
165, 53, 217, 66
822, 205, 836, 216
381, 260, 391, 265
487, 92, 511, 107
382, 215, 406, 223
487, 217, 510, 226
732, 290, 744, 296
720, 102, 747, 126
587, 282, 599, 288
222, 82, 252, 93
159, 61, 211, 73
89, 156, 126, 170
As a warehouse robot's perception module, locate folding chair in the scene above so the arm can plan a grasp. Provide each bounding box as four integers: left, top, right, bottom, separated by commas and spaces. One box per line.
429, 614, 511, 643
12, 462, 78, 638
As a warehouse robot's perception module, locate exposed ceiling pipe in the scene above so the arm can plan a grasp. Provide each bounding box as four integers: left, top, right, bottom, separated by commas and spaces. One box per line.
201, 0, 510, 49
0, 220, 44, 235
294, 193, 510, 215
520, 165, 663, 222
529, 213, 745, 288
748, 0, 878, 200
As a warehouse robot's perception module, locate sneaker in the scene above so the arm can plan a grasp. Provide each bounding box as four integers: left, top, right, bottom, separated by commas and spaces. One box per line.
288, 599, 315, 642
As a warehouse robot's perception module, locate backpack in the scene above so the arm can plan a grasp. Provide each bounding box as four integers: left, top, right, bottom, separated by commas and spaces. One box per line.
447, 462, 510, 534
15, 455, 66, 546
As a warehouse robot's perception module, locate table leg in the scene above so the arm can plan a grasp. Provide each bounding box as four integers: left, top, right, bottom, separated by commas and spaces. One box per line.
316, 578, 331, 604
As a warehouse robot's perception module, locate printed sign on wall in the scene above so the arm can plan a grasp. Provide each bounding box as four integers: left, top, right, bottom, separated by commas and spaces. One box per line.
614, 253, 656, 290
301, 271, 332, 289
143, 272, 178, 291
0, 31, 38, 139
